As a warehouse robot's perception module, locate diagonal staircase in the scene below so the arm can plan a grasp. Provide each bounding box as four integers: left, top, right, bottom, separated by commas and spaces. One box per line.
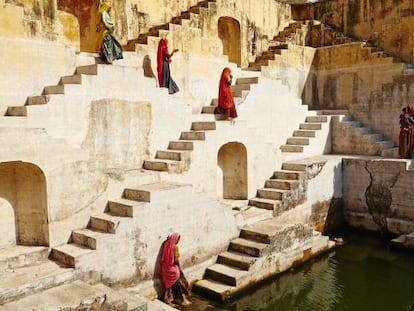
124, 0, 217, 51
142, 75, 259, 173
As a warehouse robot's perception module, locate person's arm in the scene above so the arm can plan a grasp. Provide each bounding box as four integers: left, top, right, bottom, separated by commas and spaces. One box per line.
174, 245, 181, 268
102, 11, 114, 31
166, 49, 179, 59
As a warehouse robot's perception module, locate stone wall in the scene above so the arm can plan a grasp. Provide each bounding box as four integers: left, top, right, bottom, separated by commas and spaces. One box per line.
343, 158, 414, 235
312, 0, 414, 64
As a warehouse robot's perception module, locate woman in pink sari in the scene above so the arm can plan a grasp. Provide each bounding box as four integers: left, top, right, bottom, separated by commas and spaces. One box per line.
160, 232, 191, 306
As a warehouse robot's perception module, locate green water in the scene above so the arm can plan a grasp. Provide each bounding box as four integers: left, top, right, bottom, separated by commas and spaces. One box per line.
185, 230, 414, 311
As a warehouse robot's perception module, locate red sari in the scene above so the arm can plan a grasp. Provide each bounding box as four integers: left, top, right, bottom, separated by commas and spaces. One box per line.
157, 38, 169, 86
217, 67, 237, 119
160, 232, 180, 290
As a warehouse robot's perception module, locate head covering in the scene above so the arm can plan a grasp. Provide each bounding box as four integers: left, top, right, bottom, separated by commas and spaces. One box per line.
99, 1, 111, 13
218, 67, 235, 109
157, 38, 169, 86
160, 232, 181, 289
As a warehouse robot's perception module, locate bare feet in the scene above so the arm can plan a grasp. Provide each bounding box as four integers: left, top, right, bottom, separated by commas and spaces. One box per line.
181, 299, 192, 306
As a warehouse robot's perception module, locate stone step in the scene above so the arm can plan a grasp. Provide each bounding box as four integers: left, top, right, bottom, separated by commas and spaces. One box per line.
229, 238, 269, 257
381, 146, 399, 158
0, 280, 148, 311
236, 77, 259, 84
281, 162, 307, 172
217, 251, 257, 271
143, 159, 176, 171
156, 149, 190, 161
305, 115, 328, 122
123, 182, 191, 204
60, 74, 82, 84
286, 137, 310, 145
299, 123, 322, 130
273, 170, 302, 180
180, 131, 206, 140
257, 188, 288, 200
50, 243, 94, 268
264, 178, 299, 190
192, 279, 233, 301
107, 198, 148, 217
71, 228, 113, 250
232, 84, 251, 92
76, 64, 98, 75
293, 129, 316, 137
248, 197, 281, 210
280, 144, 304, 152
43, 85, 65, 95
204, 263, 248, 286
5, 106, 27, 116
168, 140, 194, 150
0, 246, 49, 272
201, 105, 216, 114
191, 121, 216, 131
26, 95, 48, 105
90, 214, 120, 233
0, 260, 76, 305
319, 109, 348, 115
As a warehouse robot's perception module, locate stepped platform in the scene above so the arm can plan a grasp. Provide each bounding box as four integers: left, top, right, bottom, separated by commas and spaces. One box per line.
1, 280, 149, 311
193, 216, 335, 301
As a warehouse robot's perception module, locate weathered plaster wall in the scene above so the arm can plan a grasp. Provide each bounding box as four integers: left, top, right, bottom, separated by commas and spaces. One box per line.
343, 158, 414, 235
313, 0, 414, 64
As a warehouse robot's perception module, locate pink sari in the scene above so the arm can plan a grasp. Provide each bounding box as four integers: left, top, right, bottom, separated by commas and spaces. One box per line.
160, 232, 180, 290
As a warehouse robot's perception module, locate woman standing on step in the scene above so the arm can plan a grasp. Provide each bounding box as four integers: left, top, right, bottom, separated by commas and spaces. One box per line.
157, 35, 180, 94
97, 1, 123, 64
215, 67, 238, 120
160, 232, 191, 307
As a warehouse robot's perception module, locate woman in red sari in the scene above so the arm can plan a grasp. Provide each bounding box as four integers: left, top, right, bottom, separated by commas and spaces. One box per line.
157, 36, 179, 94
215, 67, 238, 120
160, 232, 191, 306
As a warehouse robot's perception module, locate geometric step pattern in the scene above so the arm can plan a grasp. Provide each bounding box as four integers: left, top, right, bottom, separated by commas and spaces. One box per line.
193, 216, 329, 301
5, 64, 99, 117
143, 76, 258, 173
124, 0, 217, 50
49, 182, 185, 269
331, 114, 397, 158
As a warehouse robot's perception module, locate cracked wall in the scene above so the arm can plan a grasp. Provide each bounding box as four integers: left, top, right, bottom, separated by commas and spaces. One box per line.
343, 158, 414, 234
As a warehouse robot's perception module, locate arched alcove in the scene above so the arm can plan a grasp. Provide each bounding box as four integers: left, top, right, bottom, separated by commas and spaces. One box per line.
218, 17, 241, 67
217, 142, 248, 199
57, 0, 101, 52
0, 162, 49, 247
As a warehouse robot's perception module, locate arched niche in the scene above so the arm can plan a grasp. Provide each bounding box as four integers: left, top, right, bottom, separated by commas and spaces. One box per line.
217, 142, 248, 199
218, 17, 241, 67
0, 161, 49, 247
57, 0, 101, 53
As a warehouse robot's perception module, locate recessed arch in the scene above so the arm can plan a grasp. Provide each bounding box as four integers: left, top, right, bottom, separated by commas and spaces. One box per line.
57, 0, 101, 53
218, 17, 241, 67
0, 161, 49, 247
217, 142, 248, 199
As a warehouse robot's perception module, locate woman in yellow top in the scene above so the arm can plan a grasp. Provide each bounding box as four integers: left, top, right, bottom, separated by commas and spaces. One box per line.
97, 1, 123, 64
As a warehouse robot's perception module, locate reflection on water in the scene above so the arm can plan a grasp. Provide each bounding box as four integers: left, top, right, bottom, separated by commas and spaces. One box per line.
183, 230, 414, 311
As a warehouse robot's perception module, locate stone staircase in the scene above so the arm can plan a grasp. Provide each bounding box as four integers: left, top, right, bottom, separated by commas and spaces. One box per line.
0, 246, 78, 305
124, 0, 217, 52
142, 75, 259, 173
4, 64, 100, 117
49, 183, 155, 269
331, 114, 398, 158
193, 216, 334, 301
